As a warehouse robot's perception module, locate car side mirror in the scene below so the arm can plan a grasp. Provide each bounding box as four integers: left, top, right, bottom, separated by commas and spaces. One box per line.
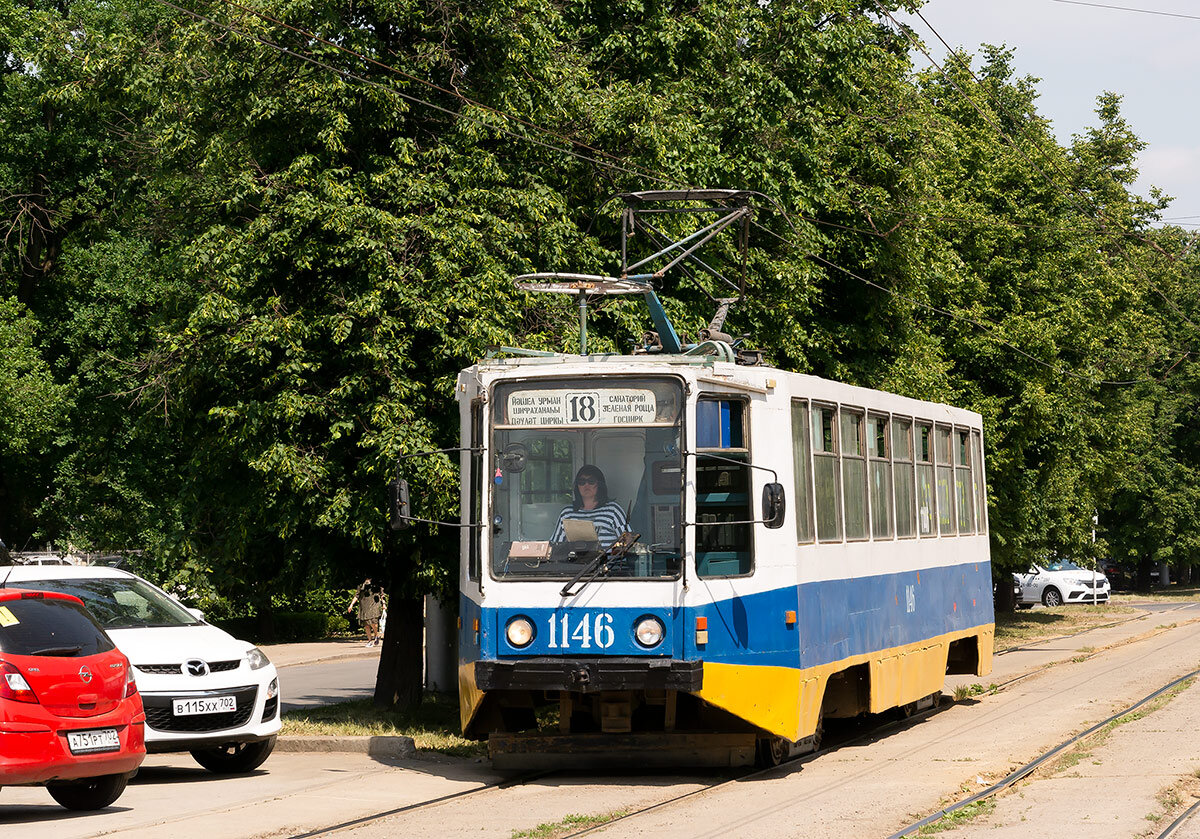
187, 607, 205, 622
762, 482, 786, 529
389, 478, 411, 530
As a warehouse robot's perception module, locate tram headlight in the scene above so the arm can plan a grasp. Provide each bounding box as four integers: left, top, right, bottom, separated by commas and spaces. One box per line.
634, 616, 665, 648
506, 617, 535, 648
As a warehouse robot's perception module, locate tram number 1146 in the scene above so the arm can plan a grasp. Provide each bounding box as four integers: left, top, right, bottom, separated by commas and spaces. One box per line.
547, 612, 615, 649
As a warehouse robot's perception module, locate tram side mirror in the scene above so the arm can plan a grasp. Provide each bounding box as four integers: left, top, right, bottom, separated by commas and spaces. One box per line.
501, 442, 528, 473
762, 482, 786, 529
389, 478, 412, 530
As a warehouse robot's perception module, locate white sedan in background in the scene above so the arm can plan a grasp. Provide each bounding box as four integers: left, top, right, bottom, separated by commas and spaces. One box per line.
1013, 559, 1110, 608
6, 565, 280, 773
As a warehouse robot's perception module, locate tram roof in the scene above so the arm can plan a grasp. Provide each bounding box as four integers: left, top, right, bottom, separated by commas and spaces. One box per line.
461, 352, 984, 427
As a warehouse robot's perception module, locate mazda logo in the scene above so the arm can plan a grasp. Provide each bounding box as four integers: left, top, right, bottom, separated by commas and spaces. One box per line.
78, 665, 92, 683
185, 659, 209, 677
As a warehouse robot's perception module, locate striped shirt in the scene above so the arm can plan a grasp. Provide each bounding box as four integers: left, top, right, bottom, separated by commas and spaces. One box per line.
551, 501, 629, 545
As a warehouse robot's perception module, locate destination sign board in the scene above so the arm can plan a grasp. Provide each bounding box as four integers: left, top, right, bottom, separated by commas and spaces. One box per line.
505, 389, 658, 427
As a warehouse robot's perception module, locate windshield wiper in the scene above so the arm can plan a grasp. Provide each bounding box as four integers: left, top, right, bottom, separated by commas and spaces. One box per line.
31, 645, 83, 656
560, 532, 640, 598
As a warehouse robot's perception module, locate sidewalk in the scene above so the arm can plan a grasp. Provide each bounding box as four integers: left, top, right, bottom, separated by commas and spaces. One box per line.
261, 638, 382, 668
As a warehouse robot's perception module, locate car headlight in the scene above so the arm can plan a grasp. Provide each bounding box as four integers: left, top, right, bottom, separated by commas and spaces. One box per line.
267, 677, 279, 701
506, 617, 534, 648
246, 647, 271, 670
634, 616, 664, 648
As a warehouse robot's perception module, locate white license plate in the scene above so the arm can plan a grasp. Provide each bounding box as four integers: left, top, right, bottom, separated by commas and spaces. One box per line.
67, 728, 120, 755
173, 696, 236, 716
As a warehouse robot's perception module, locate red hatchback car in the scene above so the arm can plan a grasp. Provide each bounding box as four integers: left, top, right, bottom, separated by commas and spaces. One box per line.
0, 587, 146, 809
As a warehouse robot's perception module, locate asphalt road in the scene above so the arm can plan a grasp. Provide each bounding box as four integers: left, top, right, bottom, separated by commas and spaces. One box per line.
279, 655, 380, 711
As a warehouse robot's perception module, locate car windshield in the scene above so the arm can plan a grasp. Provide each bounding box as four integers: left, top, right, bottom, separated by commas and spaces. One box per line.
490, 377, 684, 581
0, 596, 115, 656
21, 577, 201, 629
1043, 559, 1085, 572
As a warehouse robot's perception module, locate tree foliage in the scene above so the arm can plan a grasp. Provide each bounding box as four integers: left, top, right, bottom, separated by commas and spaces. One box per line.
3, 0, 1197, 691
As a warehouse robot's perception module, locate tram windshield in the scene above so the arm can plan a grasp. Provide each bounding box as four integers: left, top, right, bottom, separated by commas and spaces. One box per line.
490, 378, 684, 580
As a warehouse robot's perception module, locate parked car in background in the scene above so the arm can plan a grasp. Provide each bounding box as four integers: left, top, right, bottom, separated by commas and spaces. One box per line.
1098, 559, 1128, 591
6, 566, 280, 774
1013, 559, 1111, 608
0, 587, 145, 809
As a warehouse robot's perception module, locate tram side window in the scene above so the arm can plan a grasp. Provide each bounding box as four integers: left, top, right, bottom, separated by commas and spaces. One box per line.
842, 409, 868, 540
935, 425, 955, 535
972, 430, 988, 533
868, 414, 893, 539
468, 401, 483, 582
812, 405, 842, 542
955, 430, 975, 534
893, 418, 916, 538
696, 398, 752, 577
791, 400, 814, 544
916, 423, 936, 536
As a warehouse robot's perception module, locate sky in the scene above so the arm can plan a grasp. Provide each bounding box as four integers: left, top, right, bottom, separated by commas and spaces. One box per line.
894, 0, 1200, 228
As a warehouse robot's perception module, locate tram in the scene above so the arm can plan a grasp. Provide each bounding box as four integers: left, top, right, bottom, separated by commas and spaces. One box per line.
393, 192, 994, 767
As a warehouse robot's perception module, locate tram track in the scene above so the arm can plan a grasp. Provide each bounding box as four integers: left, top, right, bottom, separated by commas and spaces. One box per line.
887, 666, 1200, 838
557, 702, 948, 838
283, 609, 1200, 839
287, 770, 556, 838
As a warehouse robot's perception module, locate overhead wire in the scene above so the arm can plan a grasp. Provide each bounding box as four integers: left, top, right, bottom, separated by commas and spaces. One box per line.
1051, 0, 1200, 22
881, 2, 1200, 332
211, 0, 672, 186
750, 219, 1162, 386
146, 0, 1186, 386
147, 0, 666, 184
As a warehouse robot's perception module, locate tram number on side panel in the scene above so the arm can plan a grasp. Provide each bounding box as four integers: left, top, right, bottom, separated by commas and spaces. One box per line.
547, 612, 615, 649
906, 584, 916, 614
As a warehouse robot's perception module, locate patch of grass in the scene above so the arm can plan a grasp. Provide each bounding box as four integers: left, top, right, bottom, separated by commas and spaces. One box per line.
1113, 587, 1200, 603
952, 683, 997, 701
512, 811, 630, 839
995, 605, 1138, 647
282, 694, 485, 757
1043, 679, 1195, 778
917, 798, 996, 834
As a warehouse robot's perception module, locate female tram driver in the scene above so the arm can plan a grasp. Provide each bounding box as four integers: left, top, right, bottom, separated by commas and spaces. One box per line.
550, 465, 629, 544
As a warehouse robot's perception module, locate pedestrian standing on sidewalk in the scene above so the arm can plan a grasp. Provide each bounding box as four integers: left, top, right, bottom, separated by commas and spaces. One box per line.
347, 578, 385, 646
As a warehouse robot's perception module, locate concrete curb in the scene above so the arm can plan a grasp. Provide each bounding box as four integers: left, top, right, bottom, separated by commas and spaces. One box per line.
275, 651, 380, 669
275, 735, 416, 759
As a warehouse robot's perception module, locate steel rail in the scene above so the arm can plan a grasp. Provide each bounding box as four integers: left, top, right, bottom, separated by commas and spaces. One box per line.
559, 699, 947, 838
887, 668, 1200, 838
290, 770, 554, 838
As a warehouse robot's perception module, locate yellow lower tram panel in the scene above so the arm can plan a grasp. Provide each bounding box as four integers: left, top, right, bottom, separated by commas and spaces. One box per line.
698, 624, 994, 742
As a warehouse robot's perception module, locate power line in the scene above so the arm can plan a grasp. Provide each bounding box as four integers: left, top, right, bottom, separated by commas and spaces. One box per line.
1051, 0, 1200, 22
147, 0, 668, 184
751, 218, 1168, 387
146, 0, 1187, 386
211, 0, 671, 186
881, 3, 1199, 331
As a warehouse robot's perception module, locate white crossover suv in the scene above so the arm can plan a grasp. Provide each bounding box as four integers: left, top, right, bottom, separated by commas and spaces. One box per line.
5, 565, 280, 773
1013, 558, 1111, 608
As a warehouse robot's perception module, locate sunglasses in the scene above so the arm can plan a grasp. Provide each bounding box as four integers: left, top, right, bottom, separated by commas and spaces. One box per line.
576, 477, 599, 486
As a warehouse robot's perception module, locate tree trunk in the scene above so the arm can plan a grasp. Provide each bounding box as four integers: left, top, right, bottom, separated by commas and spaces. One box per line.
374, 587, 423, 710
994, 571, 1015, 613
254, 599, 277, 643
1179, 564, 1193, 587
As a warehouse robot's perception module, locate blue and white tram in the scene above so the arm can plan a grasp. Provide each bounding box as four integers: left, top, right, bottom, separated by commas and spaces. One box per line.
449, 351, 993, 765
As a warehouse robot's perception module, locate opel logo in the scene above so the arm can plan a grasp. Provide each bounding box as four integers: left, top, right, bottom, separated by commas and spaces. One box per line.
78, 665, 92, 683
185, 659, 209, 677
